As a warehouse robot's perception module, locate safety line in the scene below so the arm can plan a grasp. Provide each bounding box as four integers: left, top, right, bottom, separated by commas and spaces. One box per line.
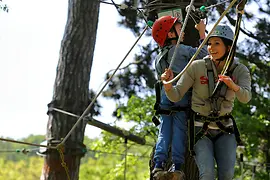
168, 0, 195, 70
0, 144, 150, 158
99, 0, 144, 10
99, 0, 232, 11
163, 0, 238, 85
0, 137, 56, 149
211, 0, 246, 95
205, 0, 231, 10
59, 26, 149, 146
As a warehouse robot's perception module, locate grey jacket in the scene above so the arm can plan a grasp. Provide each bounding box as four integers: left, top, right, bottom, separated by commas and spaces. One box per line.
165, 57, 252, 128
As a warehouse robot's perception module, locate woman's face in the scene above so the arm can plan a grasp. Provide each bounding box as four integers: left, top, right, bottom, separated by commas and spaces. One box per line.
207, 37, 228, 61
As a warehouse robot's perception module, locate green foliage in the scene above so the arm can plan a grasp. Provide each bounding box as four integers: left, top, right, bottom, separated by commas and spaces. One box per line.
117, 95, 157, 138
0, 135, 151, 180
0, 156, 43, 180
101, 0, 270, 178
0, 135, 45, 162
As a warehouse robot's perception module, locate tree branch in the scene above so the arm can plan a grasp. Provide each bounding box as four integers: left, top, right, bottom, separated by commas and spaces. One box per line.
215, 5, 270, 48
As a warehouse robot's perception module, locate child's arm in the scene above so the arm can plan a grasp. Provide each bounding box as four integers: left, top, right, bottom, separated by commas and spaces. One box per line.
195, 20, 206, 40
160, 68, 174, 91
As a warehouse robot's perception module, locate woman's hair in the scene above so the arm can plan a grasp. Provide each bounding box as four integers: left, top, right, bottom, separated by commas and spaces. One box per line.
220, 37, 233, 47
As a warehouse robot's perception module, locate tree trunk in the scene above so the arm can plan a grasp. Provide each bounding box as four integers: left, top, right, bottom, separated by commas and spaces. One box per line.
41, 0, 100, 179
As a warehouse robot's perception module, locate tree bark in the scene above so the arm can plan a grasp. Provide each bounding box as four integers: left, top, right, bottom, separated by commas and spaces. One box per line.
41, 0, 100, 179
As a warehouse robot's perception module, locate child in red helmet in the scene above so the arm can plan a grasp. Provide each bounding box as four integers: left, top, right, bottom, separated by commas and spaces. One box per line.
151, 15, 208, 179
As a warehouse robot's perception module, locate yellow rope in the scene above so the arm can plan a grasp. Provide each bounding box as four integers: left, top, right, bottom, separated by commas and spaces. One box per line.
56, 144, 71, 180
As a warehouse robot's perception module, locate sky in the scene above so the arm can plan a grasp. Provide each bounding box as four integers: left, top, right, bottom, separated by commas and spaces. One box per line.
0, 0, 147, 139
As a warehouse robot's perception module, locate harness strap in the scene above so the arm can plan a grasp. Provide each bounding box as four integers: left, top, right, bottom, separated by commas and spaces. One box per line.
152, 81, 190, 126
231, 115, 243, 145
205, 58, 221, 115
188, 112, 242, 156
188, 111, 196, 156
153, 81, 162, 111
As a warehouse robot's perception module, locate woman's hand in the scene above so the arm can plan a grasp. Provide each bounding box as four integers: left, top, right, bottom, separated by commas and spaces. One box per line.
161, 68, 174, 91
218, 75, 240, 92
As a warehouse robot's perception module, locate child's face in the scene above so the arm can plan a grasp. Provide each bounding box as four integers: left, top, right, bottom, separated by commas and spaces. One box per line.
207, 37, 228, 61
173, 23, 185, 42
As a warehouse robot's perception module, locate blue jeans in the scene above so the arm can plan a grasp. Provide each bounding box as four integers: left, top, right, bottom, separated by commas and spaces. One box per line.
154, 88, 191, 168
194, 131, 237, 180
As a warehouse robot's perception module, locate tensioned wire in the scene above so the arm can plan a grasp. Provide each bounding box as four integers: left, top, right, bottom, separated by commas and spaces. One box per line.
99, 0, 231, 11
59, 26, 149, 146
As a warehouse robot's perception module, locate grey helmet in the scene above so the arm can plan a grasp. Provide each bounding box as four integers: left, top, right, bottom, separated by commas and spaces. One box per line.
209, 24, 234, 41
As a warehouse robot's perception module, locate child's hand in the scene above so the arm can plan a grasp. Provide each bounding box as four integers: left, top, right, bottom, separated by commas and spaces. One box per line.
161, 68, 174, 81
218, 75, 240, 92
161, 68, 174, 91
195, 20, 206, 40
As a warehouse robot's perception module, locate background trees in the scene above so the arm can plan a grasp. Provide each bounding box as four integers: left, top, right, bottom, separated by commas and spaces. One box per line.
99, 0, 270, 178
41, 0, 100, 179
0, 0, 269, 179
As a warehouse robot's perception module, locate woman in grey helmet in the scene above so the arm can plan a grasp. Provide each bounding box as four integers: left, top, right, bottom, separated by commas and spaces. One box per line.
161, 24, 252, 179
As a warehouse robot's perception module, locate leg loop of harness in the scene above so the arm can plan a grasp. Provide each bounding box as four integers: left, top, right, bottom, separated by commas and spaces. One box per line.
188, 112, 243, 156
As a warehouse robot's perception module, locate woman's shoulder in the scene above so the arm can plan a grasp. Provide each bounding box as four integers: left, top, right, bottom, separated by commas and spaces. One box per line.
233, 61, 250, 73
191, 58, 207, 67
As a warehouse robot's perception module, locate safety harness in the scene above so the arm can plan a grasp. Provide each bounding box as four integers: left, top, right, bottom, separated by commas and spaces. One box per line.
188, 58, 243, 156
152, 46, 191, 126
152, 81, 191, 126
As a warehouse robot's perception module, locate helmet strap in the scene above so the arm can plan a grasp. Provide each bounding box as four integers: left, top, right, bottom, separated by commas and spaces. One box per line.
166, 26, 179, 45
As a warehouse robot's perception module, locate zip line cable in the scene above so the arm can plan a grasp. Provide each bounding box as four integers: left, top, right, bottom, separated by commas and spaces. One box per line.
2, 145, 269, 167
205, 0, 231, 10
0, 148, 38, 154
99, 0, 232, 13
0, 145, 150, 158
163, 0, 238, 85
50, 107, 146, 145
0, 137, 56, 149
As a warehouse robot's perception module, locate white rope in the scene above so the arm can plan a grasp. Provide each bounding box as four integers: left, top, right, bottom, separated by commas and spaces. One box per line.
59, 26, 149, 145
205, 0, 231, 10
168, 0, 195, 70
163, 0, 238, 85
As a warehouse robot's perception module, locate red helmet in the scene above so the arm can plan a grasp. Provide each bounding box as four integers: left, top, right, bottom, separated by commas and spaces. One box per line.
152, 16, 178, 47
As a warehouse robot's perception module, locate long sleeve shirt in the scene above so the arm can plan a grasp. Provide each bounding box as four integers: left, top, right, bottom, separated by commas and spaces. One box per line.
165, 58, 252, 128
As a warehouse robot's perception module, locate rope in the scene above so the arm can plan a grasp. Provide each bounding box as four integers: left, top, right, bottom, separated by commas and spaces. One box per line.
163, 0, 238, 85
205, 0, 231, 10
57, 144, 71, 180
168, 0, 195, 70
0, 137, 56, 149
99, 0, 144, 10
211, 0, 247, 96
59, 26, 148, 146
0, 148, 38, 154
99, 0, 231, 11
